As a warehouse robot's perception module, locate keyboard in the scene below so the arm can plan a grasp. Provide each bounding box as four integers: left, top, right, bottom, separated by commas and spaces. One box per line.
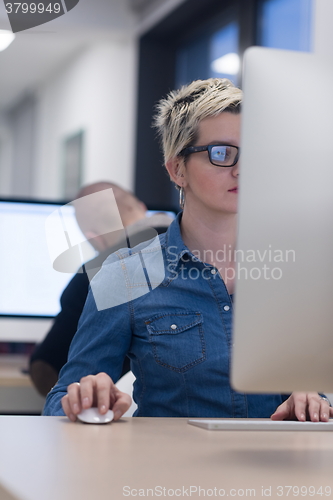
188, 419, 333, 431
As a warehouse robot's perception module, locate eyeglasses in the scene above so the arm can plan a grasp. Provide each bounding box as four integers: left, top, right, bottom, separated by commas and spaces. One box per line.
179, 144, 240, 167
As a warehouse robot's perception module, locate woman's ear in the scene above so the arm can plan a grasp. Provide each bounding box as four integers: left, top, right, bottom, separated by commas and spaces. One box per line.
165, 157, 187, 188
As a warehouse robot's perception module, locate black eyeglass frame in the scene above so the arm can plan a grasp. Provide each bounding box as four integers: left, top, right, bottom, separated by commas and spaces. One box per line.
179, 144, 240, 167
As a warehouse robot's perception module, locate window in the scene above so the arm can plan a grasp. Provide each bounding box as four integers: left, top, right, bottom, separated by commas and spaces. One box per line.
176, 36, 210, 88
258, 0, 313, 52
210, 22, 239, 84
176, 20, 239, 88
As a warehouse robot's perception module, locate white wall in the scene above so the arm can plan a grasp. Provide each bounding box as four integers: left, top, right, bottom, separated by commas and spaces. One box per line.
33, 38, 137, 199
0, 0, 187, 201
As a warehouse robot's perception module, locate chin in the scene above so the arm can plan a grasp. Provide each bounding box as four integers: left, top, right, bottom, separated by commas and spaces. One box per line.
216, 204, 238, 215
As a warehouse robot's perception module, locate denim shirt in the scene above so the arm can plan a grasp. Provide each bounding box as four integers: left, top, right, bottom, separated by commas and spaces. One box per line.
44, 213, 288, 417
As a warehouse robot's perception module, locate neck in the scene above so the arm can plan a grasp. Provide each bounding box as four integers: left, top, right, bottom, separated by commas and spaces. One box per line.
180, 206, 237, 266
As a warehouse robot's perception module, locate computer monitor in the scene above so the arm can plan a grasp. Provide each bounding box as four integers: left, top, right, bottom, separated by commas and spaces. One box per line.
0, 198, 176, 343
231, 47, 333, 393
0, 199, 97, 342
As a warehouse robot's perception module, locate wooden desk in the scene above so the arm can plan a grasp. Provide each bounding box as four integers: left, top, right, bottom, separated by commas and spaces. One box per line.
0, 417, 333, 500
0, 356, 45, 414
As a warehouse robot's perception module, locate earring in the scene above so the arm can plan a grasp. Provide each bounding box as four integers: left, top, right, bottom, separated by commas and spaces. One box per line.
179, 186, 185, 209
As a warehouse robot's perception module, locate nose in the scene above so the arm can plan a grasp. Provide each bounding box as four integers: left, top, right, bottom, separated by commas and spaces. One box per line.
232, 159, 240, 177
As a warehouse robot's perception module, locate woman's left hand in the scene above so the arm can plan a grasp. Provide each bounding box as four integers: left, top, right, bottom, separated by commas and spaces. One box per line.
271, 392, 333, 422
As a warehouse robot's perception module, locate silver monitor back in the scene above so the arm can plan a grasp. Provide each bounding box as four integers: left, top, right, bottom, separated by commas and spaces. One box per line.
231, 47, 333, 393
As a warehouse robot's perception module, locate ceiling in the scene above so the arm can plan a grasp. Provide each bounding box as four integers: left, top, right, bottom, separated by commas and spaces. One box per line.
0, 0, 135, 111
0, 0, 184, 113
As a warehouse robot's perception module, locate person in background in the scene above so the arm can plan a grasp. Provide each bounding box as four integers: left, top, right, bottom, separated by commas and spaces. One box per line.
30, 181, 172, 396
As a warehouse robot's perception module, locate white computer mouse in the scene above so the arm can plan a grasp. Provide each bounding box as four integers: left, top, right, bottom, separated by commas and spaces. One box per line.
77, 407, 114, 424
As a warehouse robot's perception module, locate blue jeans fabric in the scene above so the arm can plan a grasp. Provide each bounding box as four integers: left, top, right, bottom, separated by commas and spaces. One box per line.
44, 213, 288, 417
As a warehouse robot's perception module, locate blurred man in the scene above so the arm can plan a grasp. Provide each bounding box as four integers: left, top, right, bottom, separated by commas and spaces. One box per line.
30, 182, 172, 396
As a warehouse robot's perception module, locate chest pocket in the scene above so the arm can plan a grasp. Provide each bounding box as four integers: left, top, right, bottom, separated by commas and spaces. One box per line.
145, 312, 206, 372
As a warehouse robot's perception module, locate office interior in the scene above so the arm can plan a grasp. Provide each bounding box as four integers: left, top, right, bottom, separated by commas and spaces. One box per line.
0, 0, 332, 414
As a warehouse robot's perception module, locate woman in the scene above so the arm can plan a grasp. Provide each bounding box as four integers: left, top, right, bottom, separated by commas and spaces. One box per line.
44, 78, 332, 422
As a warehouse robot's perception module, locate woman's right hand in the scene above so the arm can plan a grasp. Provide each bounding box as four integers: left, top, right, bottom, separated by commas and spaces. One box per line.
61, 372, 132, 422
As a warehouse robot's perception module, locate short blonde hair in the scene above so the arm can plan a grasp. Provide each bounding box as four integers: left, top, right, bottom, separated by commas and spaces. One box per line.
154, 78, 242, 166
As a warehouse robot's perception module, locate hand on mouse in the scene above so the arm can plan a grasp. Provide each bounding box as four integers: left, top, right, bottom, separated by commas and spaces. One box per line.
61, 372, 132, 422
270, 392, 333, 422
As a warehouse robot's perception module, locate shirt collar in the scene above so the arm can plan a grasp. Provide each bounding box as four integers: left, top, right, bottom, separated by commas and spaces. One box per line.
164, 212, 203, 271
